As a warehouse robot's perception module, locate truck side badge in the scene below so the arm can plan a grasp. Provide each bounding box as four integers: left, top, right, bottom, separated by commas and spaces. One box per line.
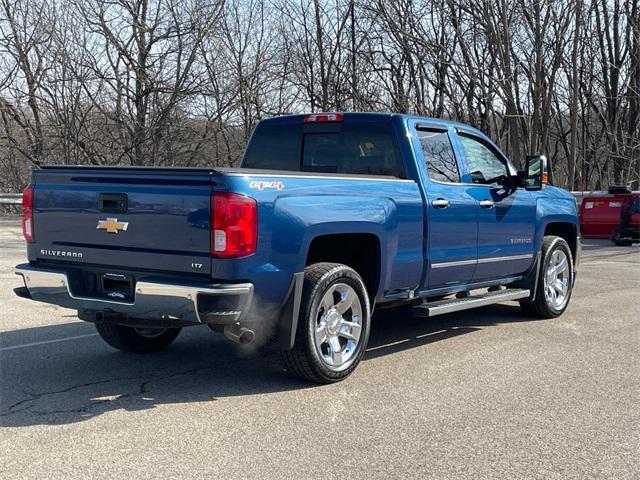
249, 180, 284, 191
97, 217, 129, 234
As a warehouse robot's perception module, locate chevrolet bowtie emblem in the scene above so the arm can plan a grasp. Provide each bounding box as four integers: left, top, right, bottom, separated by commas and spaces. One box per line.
96, 217, 129, 234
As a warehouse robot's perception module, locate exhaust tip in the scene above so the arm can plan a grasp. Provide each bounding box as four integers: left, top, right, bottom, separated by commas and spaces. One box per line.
238, 329, 255, 344
223, 324, 255, 344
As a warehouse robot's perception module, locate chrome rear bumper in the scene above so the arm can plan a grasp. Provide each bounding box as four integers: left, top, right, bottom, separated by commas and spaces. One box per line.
15, 264, 253, 324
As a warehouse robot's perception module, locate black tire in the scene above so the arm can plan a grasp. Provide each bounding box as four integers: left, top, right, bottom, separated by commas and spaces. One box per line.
281, 262, 371, 384
520, 236, 574, 318
95, 322, 181, 353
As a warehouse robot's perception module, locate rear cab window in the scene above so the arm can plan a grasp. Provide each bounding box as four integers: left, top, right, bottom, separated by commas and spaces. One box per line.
242, 117, 406, 178
242, 123, 303, 171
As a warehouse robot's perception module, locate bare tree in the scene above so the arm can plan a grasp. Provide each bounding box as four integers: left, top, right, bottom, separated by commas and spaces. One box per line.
0, 0, 55, 167
0, 0, 638, 190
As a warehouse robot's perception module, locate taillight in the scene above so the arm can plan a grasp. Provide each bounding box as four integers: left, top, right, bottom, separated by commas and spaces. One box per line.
303, 112, 343, 123
211, 192, 257, 258
22, 184, 34, 242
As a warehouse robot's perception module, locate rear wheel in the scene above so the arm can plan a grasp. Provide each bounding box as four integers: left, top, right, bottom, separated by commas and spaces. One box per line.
281, 262, 371, 384
520, 236, 574, 318
95, 322, 181, 353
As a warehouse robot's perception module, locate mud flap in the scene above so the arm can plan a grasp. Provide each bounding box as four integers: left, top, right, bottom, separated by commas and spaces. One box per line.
264, 272, 304, 350
511, 251, 541, 302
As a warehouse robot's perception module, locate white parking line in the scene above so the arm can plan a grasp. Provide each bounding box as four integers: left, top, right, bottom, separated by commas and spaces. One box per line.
0, 333, 99, 352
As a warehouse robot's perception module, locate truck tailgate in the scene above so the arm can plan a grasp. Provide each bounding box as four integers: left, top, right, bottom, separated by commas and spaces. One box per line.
30, 168, 213, 275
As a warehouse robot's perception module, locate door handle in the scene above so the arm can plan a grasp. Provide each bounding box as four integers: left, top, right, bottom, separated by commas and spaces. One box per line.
431, 198, 450, 208
479, 199, 495, 208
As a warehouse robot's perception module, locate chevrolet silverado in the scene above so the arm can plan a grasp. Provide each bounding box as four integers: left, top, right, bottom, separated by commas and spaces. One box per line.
15, 112, 580, 383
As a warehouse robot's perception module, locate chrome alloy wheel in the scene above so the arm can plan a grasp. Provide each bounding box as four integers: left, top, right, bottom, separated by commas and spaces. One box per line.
133, 327, 168, 339
313, 283, 363, 371
544, 249, 570, 310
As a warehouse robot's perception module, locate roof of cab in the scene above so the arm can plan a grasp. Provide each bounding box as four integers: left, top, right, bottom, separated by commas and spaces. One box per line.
259, 112, 486, 136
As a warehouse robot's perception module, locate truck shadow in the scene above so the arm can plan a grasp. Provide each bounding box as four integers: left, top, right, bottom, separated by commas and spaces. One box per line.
1, 304, 542, 428
365, 304, 544, 360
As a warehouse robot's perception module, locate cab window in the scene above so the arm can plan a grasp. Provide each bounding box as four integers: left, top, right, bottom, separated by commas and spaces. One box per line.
243, 123, 302, 171
458, 134, 508, 185
243, 121, 405, 178
417, 129, 460, 183
302, 123, 405, 177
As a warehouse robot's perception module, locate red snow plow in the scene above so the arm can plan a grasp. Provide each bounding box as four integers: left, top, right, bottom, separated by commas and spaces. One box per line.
579, 187, 640, 244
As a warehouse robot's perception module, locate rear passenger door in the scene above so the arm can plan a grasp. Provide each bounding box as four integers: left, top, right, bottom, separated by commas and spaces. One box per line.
414, 125, 478, 289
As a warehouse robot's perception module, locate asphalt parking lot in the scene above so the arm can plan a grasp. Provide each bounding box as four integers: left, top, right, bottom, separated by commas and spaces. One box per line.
1, 216, 639, 479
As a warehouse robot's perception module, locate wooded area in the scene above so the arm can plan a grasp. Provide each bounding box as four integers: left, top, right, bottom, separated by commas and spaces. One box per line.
0, 0, 638, 192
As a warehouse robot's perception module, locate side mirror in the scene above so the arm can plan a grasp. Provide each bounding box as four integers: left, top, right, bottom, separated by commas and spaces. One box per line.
524, 154, 548, 191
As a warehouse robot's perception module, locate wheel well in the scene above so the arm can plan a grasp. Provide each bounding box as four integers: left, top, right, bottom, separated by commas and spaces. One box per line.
544, 222, 577, 259
306, 233, 380, 301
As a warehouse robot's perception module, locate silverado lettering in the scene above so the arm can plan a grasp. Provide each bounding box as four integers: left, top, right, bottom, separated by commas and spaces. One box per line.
40, 249, 83, 258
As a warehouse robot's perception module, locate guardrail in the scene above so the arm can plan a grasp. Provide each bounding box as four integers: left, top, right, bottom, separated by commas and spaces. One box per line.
0, 193, 22, 205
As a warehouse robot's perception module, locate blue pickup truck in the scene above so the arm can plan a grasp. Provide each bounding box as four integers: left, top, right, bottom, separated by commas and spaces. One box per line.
15, 112, 580, 383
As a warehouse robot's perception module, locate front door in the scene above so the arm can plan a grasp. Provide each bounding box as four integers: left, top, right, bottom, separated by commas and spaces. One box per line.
454, 131, 536, 281
414, 126, 478, 290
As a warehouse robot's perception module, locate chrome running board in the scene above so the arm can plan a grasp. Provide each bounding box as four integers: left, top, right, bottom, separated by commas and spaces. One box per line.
412, 289, 530, 318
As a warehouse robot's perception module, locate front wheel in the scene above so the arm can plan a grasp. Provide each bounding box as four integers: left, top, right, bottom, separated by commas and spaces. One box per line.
95, 322, 182, 353
520, 236, 574, 318
281, 263, 371, 384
